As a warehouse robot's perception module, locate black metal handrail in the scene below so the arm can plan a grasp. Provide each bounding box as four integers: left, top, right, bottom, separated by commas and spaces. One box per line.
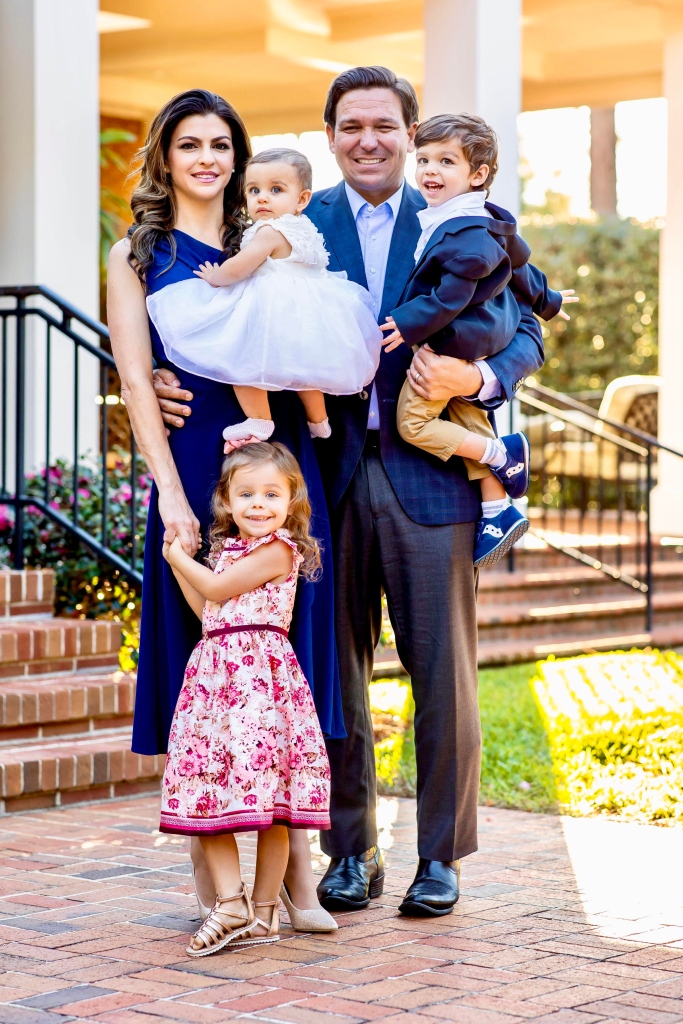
0, 285, 142, 584
513, 381, 683, 635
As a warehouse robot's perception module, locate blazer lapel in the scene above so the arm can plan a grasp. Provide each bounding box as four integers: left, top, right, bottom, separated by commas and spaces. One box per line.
317, 182, 368, 290
380, 185, 424, 319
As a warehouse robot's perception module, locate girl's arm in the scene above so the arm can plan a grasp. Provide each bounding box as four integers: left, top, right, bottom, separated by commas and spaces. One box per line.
166, 537, 293, 603
107, 240, 201, 554
163, 543, 205, 619
195, 226, 290, 287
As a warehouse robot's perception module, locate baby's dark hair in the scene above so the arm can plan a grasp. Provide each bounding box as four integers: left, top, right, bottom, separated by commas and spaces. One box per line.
415, 113, 499, 193
247, 148, 313, 192
208, 441, 321, 581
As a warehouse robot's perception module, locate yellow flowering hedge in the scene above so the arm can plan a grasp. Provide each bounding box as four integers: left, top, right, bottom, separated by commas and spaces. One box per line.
532, 650, 683, 824
371, 679, 416, 797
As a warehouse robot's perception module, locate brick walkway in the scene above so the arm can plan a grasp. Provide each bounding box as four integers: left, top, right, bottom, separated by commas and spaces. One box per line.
1, 797, 682, 1024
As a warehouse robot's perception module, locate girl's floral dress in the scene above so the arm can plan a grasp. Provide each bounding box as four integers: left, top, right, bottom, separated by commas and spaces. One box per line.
159, 529, 331, 835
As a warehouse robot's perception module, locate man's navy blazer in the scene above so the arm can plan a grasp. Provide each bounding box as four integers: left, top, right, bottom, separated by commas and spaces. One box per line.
306, 182, 545, 526
391, 203, 562, 363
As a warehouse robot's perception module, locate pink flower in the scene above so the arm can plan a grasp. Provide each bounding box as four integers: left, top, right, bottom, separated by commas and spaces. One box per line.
242, 654, 255, 666
289, 751, 303, 770
167, 798, 179, 810
309, 788, 323, 805
250, 747, 273, 771
195, 793, 218, 815
0, 506, 11, 531
244, 794, 258, 806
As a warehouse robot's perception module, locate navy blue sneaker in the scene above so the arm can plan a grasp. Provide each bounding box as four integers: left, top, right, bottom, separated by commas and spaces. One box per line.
490, 432, 530, 499
474, 505, 530, 568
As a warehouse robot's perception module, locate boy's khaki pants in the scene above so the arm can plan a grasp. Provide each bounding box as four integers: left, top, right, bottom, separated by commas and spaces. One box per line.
396, 379, 494, 480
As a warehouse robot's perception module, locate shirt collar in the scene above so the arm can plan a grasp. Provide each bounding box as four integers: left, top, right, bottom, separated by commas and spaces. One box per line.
345, 180, 405, 222
416, 190, 488, 233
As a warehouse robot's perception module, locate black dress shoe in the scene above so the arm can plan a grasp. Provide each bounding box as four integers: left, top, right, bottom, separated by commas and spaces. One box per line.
398, 858, 460, 917
317, 847, 384, 911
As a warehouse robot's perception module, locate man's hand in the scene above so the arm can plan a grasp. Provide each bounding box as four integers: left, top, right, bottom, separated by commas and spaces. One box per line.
153, 367, 193, 430
379, 317, 406, 353
408, 345, 483, 401
223, 435, 262, 454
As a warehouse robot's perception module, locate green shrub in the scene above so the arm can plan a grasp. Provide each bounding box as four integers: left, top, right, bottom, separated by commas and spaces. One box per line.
523, 219, 659, 393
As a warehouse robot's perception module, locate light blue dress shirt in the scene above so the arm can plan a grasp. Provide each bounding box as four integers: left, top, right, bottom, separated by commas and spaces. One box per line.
345, 182, 404, 428
344, 181, 501, 429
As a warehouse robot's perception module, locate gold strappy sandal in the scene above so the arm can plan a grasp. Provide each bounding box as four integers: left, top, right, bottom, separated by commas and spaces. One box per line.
225, 897, 280, 949
186, 883, 254, 958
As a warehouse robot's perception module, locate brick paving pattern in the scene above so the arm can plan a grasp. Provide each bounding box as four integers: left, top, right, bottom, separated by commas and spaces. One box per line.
0, 797, 682, 1024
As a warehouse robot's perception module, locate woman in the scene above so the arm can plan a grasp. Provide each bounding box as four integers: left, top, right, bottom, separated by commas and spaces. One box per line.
107, 89, 341, 929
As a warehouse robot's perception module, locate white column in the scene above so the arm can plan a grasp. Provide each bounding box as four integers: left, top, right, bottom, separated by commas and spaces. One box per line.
0, 0, 100, 470
423, 0, 522, 216
652, 29, 683, 536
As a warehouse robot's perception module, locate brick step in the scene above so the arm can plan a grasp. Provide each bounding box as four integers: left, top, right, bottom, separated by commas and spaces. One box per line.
477, 589, 683, 644
0, 618, 121, 679
0, 671, 135, 744
477, 622, 683, 666
478, 561, 683, 605
500, 541, 683, 571
0, 569, 55, 618
375, 618, 683, 675
0, 728, 164, 814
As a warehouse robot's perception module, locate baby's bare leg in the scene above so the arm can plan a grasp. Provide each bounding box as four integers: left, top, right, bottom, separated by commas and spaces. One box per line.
234, 385, 272, 421
298, 390, 327, 424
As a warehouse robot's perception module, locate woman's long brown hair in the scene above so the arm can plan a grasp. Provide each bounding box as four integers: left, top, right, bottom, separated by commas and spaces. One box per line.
127, 89, 252, 283
208, 443, 322, 581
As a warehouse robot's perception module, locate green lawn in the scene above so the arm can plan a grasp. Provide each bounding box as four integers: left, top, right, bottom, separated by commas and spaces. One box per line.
372, 663, 558, 813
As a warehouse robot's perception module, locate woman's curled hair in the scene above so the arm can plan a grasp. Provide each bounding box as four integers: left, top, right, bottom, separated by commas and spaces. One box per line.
127, 89, 252, 284
208, 442, 321, 581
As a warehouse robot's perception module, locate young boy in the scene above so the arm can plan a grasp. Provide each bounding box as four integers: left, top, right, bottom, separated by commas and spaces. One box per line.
380, 113, 576, 567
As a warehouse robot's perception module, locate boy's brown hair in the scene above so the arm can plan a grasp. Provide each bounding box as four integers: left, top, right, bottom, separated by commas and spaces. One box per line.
414, 113, 499, 193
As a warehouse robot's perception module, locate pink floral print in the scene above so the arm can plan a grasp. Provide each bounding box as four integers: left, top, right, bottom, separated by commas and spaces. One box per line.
159, 530, 331, 835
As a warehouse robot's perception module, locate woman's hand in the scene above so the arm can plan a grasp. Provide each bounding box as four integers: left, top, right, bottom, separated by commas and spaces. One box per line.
558, 288, 579, 321
158, 486, 201, 556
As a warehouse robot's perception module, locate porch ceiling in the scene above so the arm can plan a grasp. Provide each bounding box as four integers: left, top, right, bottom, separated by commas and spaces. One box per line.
99, 0, 683, 131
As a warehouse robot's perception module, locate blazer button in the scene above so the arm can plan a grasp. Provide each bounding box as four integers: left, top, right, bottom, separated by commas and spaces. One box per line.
359, 389, 369, 400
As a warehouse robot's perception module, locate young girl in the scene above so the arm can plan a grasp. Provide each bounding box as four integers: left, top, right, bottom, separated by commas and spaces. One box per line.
159, 442, 332, 957
146, 147, 382, 445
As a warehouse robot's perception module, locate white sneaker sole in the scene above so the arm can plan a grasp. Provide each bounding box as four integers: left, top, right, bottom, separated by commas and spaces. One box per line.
474, 518, 530, 568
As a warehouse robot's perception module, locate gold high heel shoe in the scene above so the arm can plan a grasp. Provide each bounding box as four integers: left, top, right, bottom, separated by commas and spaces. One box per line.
225, 897, 281, 948
191, 864, 213, 922
186, 884, 254, 957
279, 881, 338, 932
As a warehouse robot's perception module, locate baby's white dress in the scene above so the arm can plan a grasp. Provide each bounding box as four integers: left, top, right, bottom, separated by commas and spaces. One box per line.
146, 214, 382, 394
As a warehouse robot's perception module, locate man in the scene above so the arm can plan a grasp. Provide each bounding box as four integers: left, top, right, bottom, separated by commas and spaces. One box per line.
155, 67, 543, 916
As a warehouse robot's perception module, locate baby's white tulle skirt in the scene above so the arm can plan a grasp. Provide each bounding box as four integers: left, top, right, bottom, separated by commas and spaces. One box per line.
146, 263, 383, 394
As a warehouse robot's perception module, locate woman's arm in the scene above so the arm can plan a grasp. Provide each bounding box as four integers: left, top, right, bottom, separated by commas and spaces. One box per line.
166, 538, 292, 603
107, 239, 201, 554
195, 226, 289, 286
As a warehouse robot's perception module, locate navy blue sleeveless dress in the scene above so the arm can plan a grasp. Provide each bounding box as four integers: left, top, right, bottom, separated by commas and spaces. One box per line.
131, 229, 344, 754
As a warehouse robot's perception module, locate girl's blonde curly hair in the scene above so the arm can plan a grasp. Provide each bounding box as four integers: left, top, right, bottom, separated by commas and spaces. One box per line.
208, 442, 321, 581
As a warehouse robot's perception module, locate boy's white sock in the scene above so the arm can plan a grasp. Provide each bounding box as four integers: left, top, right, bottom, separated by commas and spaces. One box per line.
308, 418, 332, 439
479, 437, 507, 469
481, 498, 508, 519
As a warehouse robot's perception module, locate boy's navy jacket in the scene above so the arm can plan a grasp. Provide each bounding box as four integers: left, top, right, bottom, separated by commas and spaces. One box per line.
390, 201, 562, 362
305, 183, 546, 525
